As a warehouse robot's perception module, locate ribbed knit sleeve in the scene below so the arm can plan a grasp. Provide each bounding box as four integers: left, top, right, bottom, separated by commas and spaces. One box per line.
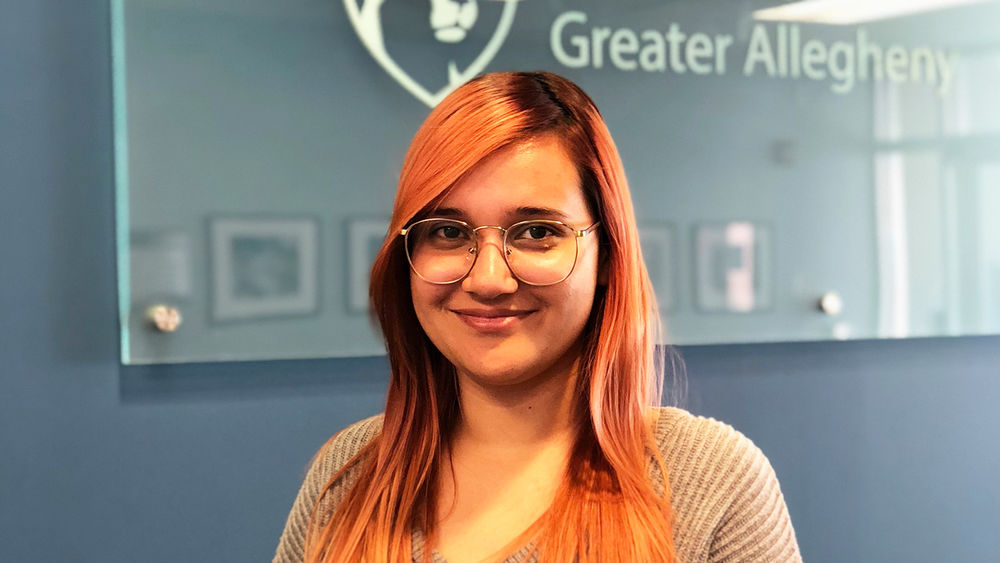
654, 407, 801, 563
273, 415, 384, 563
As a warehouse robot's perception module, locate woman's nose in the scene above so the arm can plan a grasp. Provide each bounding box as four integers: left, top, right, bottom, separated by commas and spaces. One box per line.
461, 236, 518, 297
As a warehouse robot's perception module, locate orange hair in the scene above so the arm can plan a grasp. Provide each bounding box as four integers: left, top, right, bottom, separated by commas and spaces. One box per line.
306, 72, 680, 562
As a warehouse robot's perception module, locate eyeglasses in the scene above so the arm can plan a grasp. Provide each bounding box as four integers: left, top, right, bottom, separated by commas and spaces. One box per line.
400, 218, 600, 286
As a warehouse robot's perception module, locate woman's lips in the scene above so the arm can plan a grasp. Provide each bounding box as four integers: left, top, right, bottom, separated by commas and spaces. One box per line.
453, 309, 532, 332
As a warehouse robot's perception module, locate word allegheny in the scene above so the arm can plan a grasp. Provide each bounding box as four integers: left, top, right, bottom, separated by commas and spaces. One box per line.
551, 11, 955, 96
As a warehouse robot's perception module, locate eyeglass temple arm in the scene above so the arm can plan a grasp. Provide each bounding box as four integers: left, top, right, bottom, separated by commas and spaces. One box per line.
576, 222, 601, 237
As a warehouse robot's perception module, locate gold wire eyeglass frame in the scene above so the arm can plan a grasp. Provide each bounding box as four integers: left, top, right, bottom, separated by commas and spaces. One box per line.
399, 218, 601, 286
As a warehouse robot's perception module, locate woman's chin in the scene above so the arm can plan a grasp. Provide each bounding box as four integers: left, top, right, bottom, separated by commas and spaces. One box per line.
453, 355, 574, 392
456, 363, 532, 388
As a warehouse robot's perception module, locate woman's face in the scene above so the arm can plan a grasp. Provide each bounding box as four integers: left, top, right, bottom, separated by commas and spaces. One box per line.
410, 135, 601, 390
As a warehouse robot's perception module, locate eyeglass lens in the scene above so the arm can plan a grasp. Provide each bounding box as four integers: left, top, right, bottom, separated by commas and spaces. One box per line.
405, 219, 579, 285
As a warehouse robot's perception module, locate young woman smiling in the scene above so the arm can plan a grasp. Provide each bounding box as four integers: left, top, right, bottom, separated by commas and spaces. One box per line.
274, 72, 800, 563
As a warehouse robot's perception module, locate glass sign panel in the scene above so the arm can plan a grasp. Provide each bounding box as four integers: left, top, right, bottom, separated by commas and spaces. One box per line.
112, 0, 1000, 363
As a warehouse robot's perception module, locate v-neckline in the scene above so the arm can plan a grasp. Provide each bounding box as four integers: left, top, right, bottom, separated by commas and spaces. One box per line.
410, 527, 537, 563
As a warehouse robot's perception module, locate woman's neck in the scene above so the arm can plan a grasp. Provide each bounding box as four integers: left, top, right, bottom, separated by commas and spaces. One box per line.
452, 364, 582, 453
432, 364, 583, 562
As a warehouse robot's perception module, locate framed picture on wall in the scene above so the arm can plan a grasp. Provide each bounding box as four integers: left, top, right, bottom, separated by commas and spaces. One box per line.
346, 218, 390, 313
638, 223, 676, 311
209, 216, 320, 322
694, 221, 772, 313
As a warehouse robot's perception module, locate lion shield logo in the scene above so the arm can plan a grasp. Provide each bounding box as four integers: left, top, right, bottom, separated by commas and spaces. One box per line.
344, 0, 519, 107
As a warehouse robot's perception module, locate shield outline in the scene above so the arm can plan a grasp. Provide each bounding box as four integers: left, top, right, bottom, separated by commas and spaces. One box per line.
344, 0, 519, 107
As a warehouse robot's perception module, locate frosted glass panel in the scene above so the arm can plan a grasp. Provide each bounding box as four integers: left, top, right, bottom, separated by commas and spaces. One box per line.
113, 0, 1000, 363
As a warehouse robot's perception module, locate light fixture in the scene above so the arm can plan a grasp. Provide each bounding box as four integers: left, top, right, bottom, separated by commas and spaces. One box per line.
753, 0, 995, 25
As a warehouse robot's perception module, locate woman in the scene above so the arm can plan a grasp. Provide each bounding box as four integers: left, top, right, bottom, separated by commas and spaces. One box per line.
275, 71, 800, 562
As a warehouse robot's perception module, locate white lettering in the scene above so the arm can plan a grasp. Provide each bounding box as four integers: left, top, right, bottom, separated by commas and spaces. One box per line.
610, 28, 639, 70
789, 25, 800, 78
828, 41, 855, 94
910, 48, 936, 86
802, 39, 827, 80
547, 15, 955, 98
777, 23, 788, 76
639, 30, 666, 71
550, 11, 589, 68
686, 33, 714, 75
744, 24, 776, 77
714, 34, 733, 74
936, 50, 954, 96
886, 46, 908, 82
591, 27, 612, 68
857, 29, 882, 82
665, 23, 687, 73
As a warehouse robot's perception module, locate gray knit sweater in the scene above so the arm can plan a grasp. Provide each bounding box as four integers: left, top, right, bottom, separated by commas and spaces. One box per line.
274, 407, 801, 562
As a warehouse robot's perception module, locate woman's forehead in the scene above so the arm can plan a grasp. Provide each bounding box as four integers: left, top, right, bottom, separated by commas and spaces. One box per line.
431, 204, 573, 222
433, 136, 591, 223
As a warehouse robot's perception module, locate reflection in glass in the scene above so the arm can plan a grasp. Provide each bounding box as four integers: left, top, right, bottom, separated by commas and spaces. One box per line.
874, 39, 1000, 337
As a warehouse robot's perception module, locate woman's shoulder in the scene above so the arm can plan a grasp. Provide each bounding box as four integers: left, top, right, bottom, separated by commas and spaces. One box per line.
307, 413, 384, 483
301, 414, 385, 513
312, 413, 385, 474
273, 414, 386, 563
652, 406, 761, 466
650, 405, 776, 498
650, 407, 801, 561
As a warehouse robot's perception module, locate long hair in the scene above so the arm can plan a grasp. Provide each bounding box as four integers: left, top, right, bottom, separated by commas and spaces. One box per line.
306, 72, 679, 562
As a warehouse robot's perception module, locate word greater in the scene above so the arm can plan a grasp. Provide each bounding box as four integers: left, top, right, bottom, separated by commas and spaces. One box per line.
550, 11, 954, 96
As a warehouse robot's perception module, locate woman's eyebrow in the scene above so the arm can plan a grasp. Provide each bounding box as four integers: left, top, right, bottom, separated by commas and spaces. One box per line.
431, 206, 571, 221
431, 207, 465, 218
513, 206, 570, 220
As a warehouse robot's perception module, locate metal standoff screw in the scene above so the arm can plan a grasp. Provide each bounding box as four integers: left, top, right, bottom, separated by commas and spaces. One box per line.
818, 291, 843, 316
145, 305, 182, 333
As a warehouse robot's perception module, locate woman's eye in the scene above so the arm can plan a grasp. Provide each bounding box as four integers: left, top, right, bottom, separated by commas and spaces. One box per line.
426, 223, 467, 240
526, 225, 552, 239
514, 224, 556, 240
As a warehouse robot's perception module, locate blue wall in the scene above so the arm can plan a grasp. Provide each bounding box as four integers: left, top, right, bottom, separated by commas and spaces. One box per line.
2, 2, 998, 562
